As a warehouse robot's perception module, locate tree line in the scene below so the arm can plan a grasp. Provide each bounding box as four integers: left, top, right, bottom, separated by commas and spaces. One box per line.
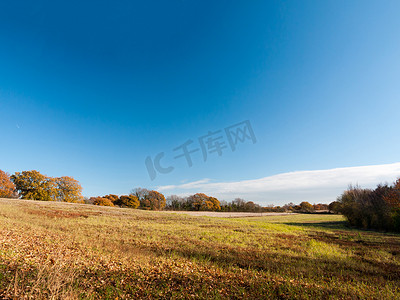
165, 195, 329, 213
1, 169, 332, 213
87, 188, 166, 210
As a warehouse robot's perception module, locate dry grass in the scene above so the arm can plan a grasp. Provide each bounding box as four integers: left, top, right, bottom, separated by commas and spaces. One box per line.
0, 198, 399, 299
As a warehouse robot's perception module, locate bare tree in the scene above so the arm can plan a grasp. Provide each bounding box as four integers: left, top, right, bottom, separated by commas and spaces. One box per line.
130, 187, 149, 201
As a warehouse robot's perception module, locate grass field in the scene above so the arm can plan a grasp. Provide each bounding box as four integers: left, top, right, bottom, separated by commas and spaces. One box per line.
0, 199, 399, 299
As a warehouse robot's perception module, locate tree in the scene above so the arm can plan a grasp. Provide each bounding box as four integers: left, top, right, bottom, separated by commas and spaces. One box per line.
166, 195, 185, 210
11, 170, 57, 201
0, 170, 17, 198
232, 198, 246, 211
119, 195, 140, 208
244, 201, 256, 212
299, 201, 314, 212
131, 187, 149, 202
337, 186, 371, 228
54, 176, 84, 203
141, 190, 166, 210
187, 193, 221, 211
187, 193, 207, 211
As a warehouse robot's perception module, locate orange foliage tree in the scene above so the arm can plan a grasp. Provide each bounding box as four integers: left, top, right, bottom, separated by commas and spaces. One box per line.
0, 170, 17, 198
141, 190, 166, 210
187, 193, 221, 211
208, 196, 221, 211
299, 201, 314, 212
54, 176, 84, 203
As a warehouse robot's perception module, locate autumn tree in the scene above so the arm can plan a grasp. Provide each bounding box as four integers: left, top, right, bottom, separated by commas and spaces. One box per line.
140, 190, 166, 210
208, 196, 221, 211
187, 193, 206, 210
299, 201, 314, 212
11, 170, 84, 203
313, 203, 328, 211
11, 170, 57, 201
0, 170, 17, 198
54, 176, 84, 203
187, 193, 221, 211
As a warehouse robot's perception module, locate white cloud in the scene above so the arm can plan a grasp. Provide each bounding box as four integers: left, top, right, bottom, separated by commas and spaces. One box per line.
157, 162, 400, 205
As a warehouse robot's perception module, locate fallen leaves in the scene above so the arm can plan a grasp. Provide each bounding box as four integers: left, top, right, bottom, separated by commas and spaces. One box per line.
0, 199, 400, 299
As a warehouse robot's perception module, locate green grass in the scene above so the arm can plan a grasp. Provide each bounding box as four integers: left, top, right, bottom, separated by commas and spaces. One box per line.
0, 198, 399, 299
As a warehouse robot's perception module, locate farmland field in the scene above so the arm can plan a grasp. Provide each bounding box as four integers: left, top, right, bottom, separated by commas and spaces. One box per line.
0, 199, 399, 299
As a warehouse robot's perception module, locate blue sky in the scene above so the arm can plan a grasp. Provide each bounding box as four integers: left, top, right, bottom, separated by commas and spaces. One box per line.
1, 1, 400, 204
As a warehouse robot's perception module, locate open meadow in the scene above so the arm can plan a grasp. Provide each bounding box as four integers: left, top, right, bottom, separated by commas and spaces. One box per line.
0, 198, 399, 299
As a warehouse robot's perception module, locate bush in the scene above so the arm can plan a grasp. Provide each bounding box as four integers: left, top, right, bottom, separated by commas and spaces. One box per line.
328, 201, 341, 214
337, 180, 400, 232
103, 194, 119, 204
91, 197, 114, 206
119, 195, 140, 208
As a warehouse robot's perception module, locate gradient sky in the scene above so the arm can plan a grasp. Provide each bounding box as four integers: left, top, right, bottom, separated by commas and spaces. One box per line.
1, 1, 400, 205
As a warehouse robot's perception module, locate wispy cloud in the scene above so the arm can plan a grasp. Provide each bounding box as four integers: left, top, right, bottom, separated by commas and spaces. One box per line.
157, 162, 400, 205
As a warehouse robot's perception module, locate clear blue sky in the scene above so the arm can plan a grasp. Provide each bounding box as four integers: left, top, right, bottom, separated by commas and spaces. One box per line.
1, 1, 400, 204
